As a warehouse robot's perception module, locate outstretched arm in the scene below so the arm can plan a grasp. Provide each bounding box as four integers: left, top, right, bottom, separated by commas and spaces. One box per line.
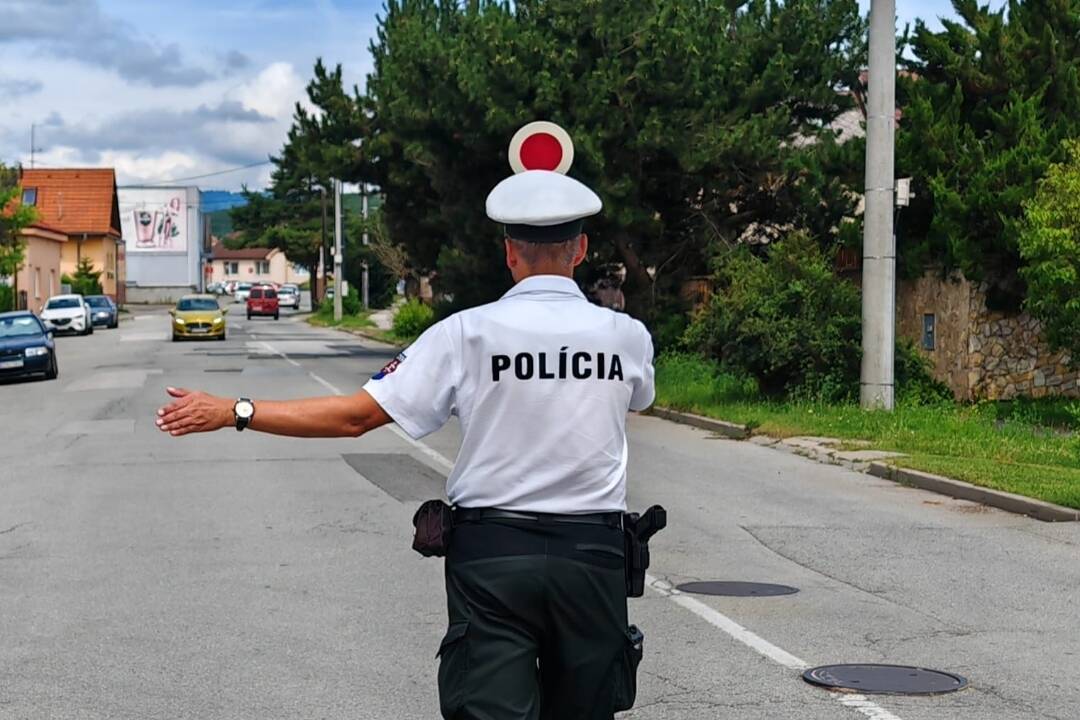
155, 386, 393, 438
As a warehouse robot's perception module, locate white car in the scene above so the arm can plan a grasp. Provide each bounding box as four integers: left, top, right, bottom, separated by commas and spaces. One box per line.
40, 294, 93, 335
278, 284, 301, 310
233, 282, 253, 303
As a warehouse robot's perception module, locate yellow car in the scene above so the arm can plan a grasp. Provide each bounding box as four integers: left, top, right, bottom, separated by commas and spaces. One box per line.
170, 294, 228, 341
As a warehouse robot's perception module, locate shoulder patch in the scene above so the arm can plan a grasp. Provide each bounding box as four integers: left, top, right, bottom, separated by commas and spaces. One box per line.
372, 351, 407, 380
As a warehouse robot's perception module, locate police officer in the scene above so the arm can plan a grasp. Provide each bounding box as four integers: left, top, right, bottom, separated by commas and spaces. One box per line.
156, 127, 655, 719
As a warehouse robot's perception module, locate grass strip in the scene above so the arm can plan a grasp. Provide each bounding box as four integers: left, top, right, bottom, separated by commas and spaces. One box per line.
655, 354, 1080, 510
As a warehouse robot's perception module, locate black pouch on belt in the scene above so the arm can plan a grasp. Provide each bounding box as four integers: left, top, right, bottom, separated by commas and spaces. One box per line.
412, 499, 453, 557
622, 505, 667, 597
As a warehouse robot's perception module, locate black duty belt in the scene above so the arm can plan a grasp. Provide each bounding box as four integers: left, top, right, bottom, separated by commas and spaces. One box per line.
453, 507, 623, 530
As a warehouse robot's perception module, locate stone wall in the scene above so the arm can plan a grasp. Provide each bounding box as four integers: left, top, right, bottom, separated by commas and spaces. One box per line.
966, 287, 1078, 400
896, 272, 973, 399
897, 271, 1080, 400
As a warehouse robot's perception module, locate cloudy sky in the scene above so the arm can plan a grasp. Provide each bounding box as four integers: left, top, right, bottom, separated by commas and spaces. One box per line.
1, 0, 966, 192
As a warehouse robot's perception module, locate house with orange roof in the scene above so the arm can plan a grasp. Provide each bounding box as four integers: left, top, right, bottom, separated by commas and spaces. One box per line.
19, 168, 126, 304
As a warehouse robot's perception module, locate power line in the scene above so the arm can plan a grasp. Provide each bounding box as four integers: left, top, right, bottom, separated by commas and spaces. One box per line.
117, 160, 273, 188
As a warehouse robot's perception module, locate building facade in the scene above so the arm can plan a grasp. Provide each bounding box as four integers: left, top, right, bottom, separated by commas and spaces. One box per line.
209, 242, 309, 287
13, 222, 67, 314
19, 168, 126, 303
119, 186, 207, 303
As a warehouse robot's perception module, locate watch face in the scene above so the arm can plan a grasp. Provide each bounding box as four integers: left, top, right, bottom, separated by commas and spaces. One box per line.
235, 401, 255, 419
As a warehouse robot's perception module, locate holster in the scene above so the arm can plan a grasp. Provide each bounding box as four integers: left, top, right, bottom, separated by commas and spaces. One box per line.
622, 505, 667, 597
412, 499, 453, 557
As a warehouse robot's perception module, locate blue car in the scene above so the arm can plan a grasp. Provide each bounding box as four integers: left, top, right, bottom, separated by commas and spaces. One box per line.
85, 295, 119, 328
0, 311, 58, 381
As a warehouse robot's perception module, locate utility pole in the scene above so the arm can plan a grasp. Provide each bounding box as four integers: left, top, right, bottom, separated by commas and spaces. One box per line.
319, 186, 328, 304
29, 124, 44, 168
333, 179, 343, 322
361, 182, 370, 309
860, 0, 897, 410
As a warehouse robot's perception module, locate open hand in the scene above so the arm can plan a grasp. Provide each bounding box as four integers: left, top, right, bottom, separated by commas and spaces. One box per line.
156, 387, 233, 436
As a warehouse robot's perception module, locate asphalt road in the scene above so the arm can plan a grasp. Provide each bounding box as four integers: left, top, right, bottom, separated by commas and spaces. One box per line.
2, 304, 1078, 720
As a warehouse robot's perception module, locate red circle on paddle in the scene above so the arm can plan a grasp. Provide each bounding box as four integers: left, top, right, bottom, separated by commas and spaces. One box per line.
519, 132, 563, 171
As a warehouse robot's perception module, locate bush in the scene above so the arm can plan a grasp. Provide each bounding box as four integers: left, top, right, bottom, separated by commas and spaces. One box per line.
393, 299, 435, 340
684, 232, 861, 400
342, 285, 363, 316
64, 257, 104, 296
895, 339, 953, 405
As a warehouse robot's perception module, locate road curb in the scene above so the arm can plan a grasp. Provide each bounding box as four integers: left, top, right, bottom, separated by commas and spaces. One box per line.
648, 406, 1079, 522
307, 319, 402, 348
868, 462, 1080, 522
646, 407, 750, 440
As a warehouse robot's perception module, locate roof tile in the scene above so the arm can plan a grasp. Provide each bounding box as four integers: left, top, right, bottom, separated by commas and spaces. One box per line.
19, 168, 121, 237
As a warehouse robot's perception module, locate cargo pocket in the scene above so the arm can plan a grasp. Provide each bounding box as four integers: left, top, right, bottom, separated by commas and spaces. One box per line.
436, 621, 470, 719
613, 625, 644, 712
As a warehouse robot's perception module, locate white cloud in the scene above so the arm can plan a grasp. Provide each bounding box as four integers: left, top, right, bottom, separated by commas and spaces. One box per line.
11, 61, 306, 188
0, 0, 215, 87
229, 62, 309, 119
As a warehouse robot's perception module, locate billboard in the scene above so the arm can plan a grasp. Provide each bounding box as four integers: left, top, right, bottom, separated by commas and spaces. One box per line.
120, 190, 187, 253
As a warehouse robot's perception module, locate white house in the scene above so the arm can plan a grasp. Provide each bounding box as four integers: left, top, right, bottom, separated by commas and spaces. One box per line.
209, 242, 309, 287
118, 186, 207, 303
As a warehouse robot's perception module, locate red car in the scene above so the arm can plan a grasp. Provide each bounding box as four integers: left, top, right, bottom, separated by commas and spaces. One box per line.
246, 285, 279, 320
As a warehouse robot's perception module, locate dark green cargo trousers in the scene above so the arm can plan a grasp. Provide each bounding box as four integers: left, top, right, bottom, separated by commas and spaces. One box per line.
438, 518, 640, 720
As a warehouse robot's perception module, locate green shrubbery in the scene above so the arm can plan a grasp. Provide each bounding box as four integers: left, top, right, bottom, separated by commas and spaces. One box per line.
63, 257, 103, 296
683, 233, 862, 401
0, 285, 13, 312
393, 299, 435, 340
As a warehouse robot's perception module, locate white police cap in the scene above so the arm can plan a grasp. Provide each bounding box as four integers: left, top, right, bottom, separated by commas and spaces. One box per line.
485, 121, 602, 243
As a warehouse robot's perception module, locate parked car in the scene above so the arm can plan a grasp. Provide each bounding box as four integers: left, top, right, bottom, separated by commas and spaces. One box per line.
246, 285, 279, 320
40, 294, 93, 335
278, 284, 301, 310
233, 282, 253, 303
170, 295, 227, 341
0, 311, 58, 380
85, 295, 119, 329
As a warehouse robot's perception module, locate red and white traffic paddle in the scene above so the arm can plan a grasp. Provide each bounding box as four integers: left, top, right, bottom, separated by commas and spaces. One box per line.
507, 121, 575, 175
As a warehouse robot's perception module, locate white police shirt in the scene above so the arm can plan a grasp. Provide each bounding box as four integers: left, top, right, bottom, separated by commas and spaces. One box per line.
362, 275, 655, 513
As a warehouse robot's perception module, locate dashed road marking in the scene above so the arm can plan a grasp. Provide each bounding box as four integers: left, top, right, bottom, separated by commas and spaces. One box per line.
254, 339, 903, 719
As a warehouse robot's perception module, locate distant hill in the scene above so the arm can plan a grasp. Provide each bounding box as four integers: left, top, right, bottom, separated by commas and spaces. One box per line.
200, 190, 248, 237
201, 191, 383, 240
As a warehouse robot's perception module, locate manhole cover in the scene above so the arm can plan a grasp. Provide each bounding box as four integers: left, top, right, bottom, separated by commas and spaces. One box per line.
803, 664, 968, 695
675, 581, 799, 597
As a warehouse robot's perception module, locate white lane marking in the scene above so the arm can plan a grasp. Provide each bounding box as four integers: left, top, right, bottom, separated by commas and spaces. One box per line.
260, 341, 455, 473
121, 332, 166, 342
647, 575, 809, 669
647, 579, 904, 719
258, 341, 302, 367
255, 340, 902, 719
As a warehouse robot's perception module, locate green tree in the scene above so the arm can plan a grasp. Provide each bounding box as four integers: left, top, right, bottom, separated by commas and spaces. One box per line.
361, 0, 866, 320
0, 164, 38, 310
231, 61, 383, 305
63, 256, 104, 296
1018, 140, 1080, 360
897, 0, 1080, 309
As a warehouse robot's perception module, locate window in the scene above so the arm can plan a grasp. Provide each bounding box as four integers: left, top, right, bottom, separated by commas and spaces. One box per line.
227, 261, 239, 275
34, 268, 40, 299
256, 260, 270, 274
21, 188, 36, 206
922, 313, 936, 351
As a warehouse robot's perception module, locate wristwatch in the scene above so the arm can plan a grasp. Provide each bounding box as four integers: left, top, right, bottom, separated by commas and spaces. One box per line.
234, 398, 255, 431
